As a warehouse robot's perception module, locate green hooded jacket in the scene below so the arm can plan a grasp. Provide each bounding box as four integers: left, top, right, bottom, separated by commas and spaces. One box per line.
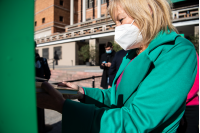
62, 31, 197, 133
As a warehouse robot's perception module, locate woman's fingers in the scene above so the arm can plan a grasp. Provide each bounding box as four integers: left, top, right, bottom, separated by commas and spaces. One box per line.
63, 82, 79, 90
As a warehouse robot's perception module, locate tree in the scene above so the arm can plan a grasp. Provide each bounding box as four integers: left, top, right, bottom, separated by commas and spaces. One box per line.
78, 45, 90, 62
78, 44, 96, 63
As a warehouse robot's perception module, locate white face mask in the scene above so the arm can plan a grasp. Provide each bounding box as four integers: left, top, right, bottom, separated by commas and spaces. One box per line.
114, 20, 143, 51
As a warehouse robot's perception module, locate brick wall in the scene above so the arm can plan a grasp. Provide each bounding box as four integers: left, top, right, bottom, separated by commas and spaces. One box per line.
54, 7, 70, 25
35, 0, 110, 33
77, 1, 109, 23
35, 0, 54, 13
35, 0, 71, 33
34, 7, 54, 31
49, 70, 103, 89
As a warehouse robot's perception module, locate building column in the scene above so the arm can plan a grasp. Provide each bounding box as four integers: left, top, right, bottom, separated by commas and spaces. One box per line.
82, 0, 86, 22
97, 0, 101, 18
75, 42, 79, 65
70, 0, 74, 25
194, 26, 199, 35
89, 38, 99, 65
194, 26, 199, 53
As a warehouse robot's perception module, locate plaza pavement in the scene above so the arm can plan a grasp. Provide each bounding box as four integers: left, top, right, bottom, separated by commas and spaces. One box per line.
45, 100, 79, 133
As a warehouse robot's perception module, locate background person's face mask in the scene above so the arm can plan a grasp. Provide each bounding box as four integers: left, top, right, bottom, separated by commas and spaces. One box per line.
106, 49, 112, 54
114, 20, 143, 50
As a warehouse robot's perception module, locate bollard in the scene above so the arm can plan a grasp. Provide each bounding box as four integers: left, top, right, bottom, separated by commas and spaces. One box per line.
92, 76, 95, 88
53, 60, 55, 70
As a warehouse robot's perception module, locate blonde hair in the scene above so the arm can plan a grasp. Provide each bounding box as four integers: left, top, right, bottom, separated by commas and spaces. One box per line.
108, 0, 178, 46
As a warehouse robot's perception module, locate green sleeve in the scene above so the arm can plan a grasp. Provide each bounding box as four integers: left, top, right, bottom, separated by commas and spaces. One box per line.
82, 87, 112, 108
62, 42, 197, 133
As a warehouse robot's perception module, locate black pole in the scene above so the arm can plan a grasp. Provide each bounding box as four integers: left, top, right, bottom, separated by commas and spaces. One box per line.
92, 76, 95, 88
93, 0, 95, 19
53, 60, 55, 70
107, 0, 109, 7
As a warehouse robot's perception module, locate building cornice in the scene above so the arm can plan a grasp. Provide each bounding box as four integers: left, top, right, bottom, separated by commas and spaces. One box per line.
35, 5, 69, 15
37, 31, 115, 47
54, 5, 70, 12
35, 21, 66, 30
35, 27, 52, 34
35, 22, 54, 29
35, 5, 54, 15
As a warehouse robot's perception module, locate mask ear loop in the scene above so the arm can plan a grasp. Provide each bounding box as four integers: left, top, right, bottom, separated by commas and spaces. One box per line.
131, 20, 135, 25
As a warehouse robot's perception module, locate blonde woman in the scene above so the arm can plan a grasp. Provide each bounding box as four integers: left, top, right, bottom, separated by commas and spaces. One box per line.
37, 0, 198, 132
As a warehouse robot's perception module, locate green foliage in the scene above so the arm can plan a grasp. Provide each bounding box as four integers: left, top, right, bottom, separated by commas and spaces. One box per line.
78, 45, 90, 62
78, 44, 96, 62
189, 33, 199, 54
111, 41, 123, 52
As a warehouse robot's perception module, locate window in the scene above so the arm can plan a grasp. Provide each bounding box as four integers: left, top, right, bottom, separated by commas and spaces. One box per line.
42, 48, 49, 59
59, 16, 64, 22
60, 0, 64, 6
35, 21, 37, 26
101, 0, 106, 4
42, 18, 45, 23
36, 49, 39, 54
86, 18, 91, 21
54, 46, 62, 59
101, 14, 105, 17
86, 0, 94, 9
96, 0, 106, 6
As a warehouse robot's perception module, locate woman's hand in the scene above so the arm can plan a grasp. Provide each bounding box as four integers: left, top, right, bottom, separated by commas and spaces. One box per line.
37, 82, 65, 113
58, 82, 85, 100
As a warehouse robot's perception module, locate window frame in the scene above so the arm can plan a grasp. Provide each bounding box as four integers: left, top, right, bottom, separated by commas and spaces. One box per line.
54, 46, 62, 59
42, 48, 49, 59
60, 0, 64, 6
59, 16, 64, 22
42, 18, 45, 23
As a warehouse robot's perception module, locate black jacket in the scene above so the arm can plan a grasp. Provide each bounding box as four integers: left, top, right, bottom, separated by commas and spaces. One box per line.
100, 50, 116, 88
109, 49, 128, 86
35, 53, 51, 81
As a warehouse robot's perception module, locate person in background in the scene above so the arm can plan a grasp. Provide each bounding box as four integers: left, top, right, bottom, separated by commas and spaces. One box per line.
100, 42, 116, 89
37, 0, 198, 132
54, 51, 59, 65
108, 49, 128, 88
35, 41, 52, 133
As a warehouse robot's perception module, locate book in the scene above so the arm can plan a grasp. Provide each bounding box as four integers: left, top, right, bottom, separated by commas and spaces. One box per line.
36, 77, 48, 81
36, 82, 78, 95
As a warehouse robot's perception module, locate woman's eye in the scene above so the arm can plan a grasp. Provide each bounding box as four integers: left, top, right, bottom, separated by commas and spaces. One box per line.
119, 18, 123, 23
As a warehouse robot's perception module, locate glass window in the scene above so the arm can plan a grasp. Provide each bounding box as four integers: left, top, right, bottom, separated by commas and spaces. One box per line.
96, 0, 106, 6
54, 46, 62, 59
60, 0, 63, 6
42, 48, 49, 59
59, 16, 64, 22
87, 0, 94, 9
42, 18, 45, 23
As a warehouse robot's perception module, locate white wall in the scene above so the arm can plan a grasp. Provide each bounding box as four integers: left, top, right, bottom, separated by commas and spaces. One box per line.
36, 42, 77, 66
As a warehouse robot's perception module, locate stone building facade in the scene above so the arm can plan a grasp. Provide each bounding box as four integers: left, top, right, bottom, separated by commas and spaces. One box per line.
35, 0, 199, 66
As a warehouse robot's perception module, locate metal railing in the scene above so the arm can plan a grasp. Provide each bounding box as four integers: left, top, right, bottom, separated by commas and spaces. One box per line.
48, 59, 55, 70
52, 75, 102, 88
